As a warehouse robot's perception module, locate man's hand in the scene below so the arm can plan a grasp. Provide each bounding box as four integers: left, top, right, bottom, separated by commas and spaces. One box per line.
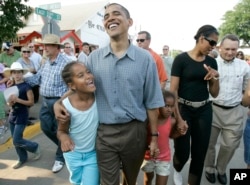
54, 100, 70, 124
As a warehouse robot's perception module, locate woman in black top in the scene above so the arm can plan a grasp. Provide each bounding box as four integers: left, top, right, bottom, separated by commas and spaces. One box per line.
170, 25, 220, 185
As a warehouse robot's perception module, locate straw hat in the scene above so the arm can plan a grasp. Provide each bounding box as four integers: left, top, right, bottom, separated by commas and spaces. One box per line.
3, 62, 29, 77
39, 34, 64, 47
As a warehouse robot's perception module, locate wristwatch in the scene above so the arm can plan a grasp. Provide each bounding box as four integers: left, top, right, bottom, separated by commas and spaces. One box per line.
151, 132, 159, 137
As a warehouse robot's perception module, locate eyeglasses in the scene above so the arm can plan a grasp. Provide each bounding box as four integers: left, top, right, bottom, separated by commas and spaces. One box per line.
237, 53, 243, 55
29, 46, 34, 48
163, 48, 169, 50
4, 49, 10, 51
136, 39, 146, 43
22, 51, 30, 53
204, 37, 217, 47
65, 47, 71, 48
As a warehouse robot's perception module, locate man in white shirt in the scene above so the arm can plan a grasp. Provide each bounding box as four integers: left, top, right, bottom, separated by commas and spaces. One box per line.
78, 42, 89, 63
62, 42, 77, 61
28, 43, 42, 71
161, 45, 173, 90
204, 34, 250, 185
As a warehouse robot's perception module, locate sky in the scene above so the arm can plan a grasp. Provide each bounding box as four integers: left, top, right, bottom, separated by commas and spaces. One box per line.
25, 0, 240, 53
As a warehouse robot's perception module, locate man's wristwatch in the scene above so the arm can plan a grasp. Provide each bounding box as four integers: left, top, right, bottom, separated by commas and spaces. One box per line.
151, 132, 159, 137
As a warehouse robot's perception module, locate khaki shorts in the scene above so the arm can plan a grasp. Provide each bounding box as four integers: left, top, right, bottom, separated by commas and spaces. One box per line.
141, 160, 171, 176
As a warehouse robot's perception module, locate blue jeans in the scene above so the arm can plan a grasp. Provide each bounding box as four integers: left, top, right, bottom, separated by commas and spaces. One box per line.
40, 97, 64, 162
244, 116, 250, 165
10, 123, 38, 162
63, 150, 99, 185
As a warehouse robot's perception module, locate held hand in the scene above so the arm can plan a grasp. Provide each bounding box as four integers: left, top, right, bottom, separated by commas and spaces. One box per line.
54, 100, 70, 124
177, 119, 188, 135
203, 64, 219, 81
60, 134, 75, 152
149, 139, 160, 158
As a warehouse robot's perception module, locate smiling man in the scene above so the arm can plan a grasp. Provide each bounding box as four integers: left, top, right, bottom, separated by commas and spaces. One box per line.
84, 4, 164, 184
54, 3, 164, 185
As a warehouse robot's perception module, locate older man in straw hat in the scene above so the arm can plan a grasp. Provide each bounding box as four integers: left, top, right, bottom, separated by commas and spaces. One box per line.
25, 34, 71, 173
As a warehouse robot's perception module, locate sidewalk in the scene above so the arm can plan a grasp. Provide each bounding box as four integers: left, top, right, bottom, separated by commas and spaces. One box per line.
0, 122, 246, 185
0, 122, 70, 185
0, 97, 247, 185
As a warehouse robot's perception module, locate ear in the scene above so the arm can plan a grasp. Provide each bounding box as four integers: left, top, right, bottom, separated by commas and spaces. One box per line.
128, 18, 133, 28
68, 83, 76, 91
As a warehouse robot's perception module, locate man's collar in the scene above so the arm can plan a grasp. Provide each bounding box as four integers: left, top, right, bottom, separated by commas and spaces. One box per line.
217, 55, 234, 63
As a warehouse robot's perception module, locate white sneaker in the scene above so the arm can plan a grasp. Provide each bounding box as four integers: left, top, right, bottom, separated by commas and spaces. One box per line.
52, 160, 64, 173
173, 169, 183, 185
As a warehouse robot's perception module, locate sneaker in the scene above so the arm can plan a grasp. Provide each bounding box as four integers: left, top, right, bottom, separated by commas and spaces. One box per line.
0, 126, 8, 136
33, 145, 41, 160
173, 169, 183, 185
52, 160, 64, 173
12, 161, 25, 169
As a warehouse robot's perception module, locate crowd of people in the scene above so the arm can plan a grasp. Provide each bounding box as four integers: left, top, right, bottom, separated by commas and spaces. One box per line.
0, 2, 250, 185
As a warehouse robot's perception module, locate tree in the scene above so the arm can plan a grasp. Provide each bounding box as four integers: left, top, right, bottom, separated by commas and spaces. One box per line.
219, 0, 250, 47
0, 0, 32, 46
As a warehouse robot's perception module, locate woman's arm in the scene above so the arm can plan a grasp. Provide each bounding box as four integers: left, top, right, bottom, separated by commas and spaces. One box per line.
208, 78, 220, 98
170, 76, 188, 135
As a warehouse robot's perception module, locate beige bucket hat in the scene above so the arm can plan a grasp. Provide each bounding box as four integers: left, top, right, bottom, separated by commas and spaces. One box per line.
3, 62, 29, 77
39, 34, 64, 47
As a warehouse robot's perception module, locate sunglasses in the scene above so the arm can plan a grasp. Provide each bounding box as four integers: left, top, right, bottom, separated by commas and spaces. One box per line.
22, 51, 30, 53
204, 37, 217, 47
136, 39, 146, 43
65, 47, 71, 48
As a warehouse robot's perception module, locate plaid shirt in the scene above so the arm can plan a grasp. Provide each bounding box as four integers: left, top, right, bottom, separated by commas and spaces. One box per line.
26, 53, 71, 97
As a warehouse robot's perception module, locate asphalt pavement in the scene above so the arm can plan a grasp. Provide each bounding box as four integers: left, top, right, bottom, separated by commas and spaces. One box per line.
0, 97, 247, 185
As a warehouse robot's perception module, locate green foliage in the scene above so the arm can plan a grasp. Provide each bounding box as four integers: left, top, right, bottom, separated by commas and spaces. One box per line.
171, 50, 183, 59
219, 0, 250, 47
0, 0, 32, 45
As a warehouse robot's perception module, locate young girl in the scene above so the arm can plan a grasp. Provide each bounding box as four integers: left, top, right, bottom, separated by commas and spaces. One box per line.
141, 90, 184, 185
57, 62, 99, 185
3, 62, 40, 169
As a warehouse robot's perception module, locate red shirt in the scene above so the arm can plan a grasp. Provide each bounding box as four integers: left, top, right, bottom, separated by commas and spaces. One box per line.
148, 48, 168, 83
144, 117, 171, 161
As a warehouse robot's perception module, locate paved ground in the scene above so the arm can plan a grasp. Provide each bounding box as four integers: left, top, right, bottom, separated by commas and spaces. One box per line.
0, 97, 247, 185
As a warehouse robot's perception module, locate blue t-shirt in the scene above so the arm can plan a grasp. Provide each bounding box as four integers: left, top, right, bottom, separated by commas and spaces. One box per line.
8, 82, 31, 125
